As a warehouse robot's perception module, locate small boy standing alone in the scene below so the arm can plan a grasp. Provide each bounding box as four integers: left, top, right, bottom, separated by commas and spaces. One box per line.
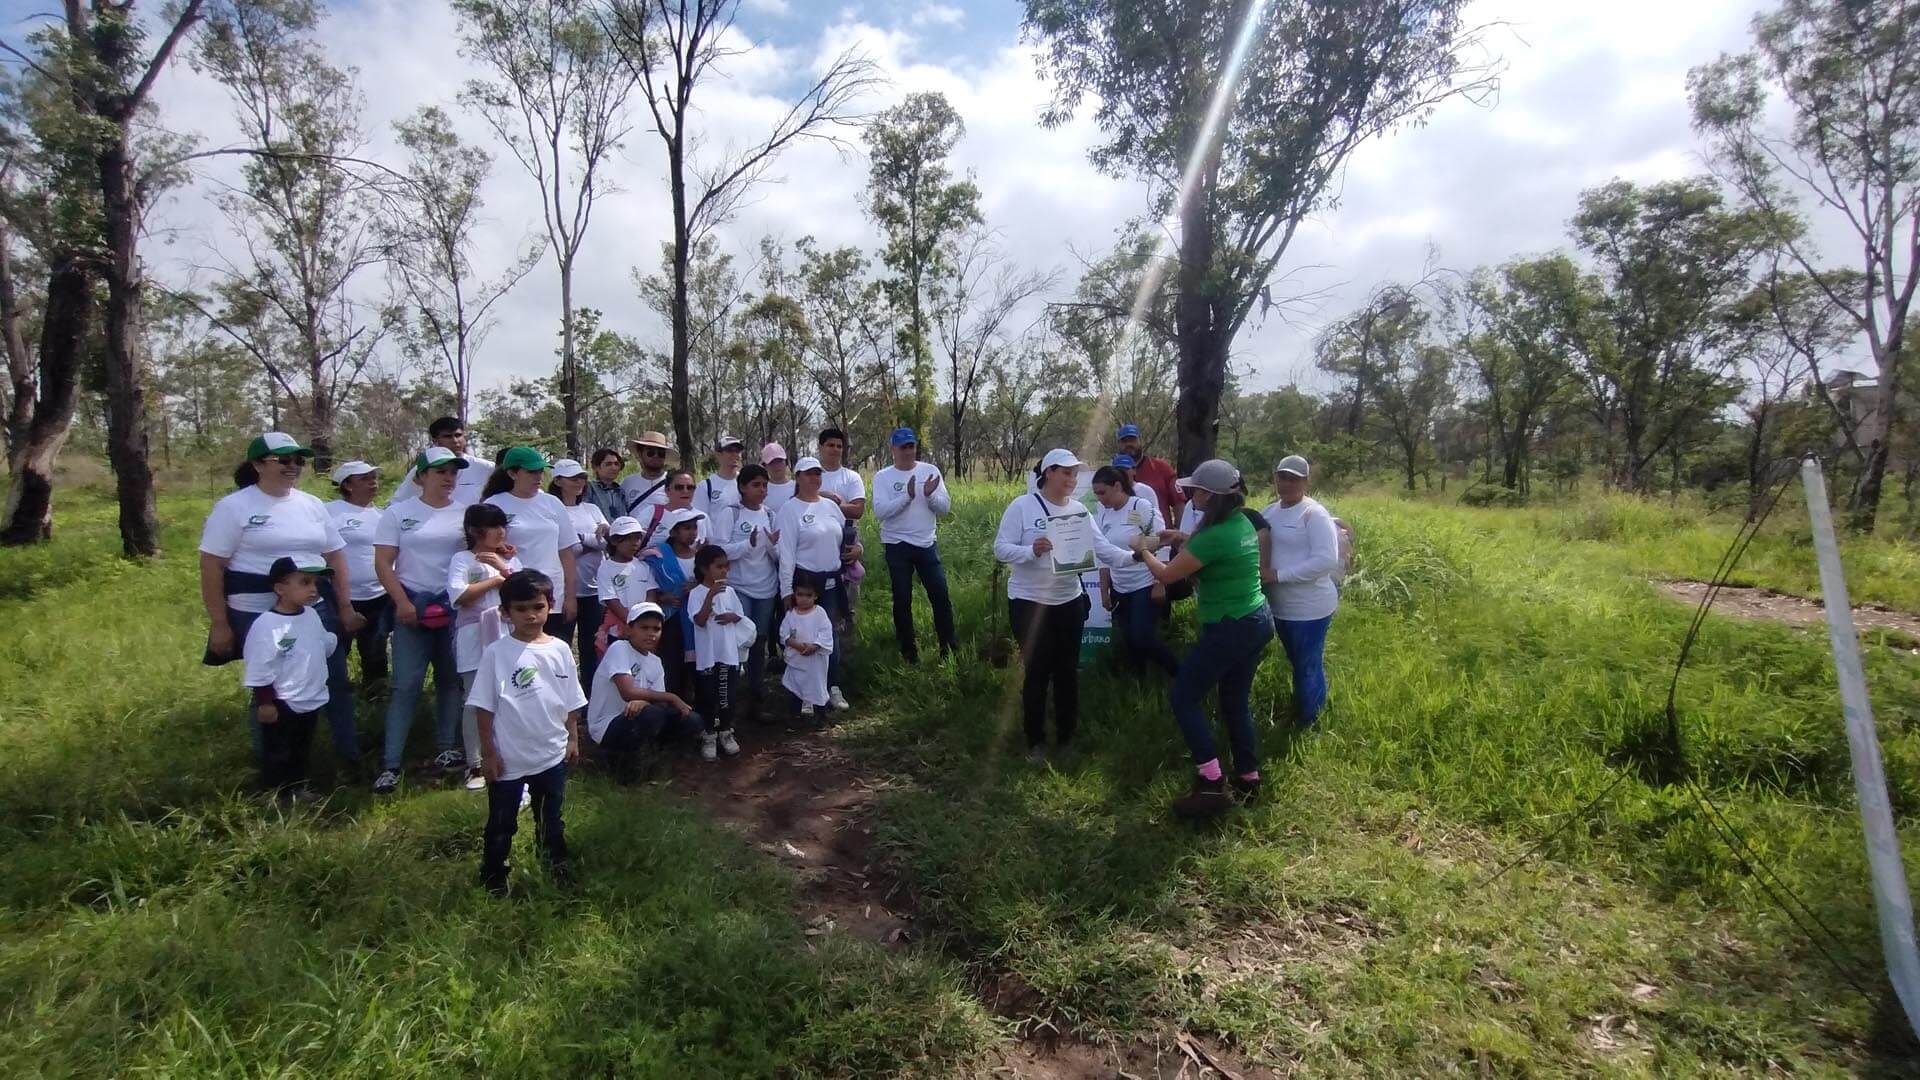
466, 570, 586, 894
780, 572, 835, 723
242, 557, 340, 802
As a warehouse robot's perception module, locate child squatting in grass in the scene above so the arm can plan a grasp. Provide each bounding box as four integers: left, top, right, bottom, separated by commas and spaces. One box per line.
466, 569, 587, 894
585, 602, 704, 782
241, 556, 341, 803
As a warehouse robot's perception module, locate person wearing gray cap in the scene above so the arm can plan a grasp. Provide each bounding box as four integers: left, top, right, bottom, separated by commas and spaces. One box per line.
1263, 455, 1339, 730
1129, 458, 1275, 819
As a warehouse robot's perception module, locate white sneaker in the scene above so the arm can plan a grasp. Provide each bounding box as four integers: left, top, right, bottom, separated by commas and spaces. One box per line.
701, 732, 719, 762
799, 703, 816, 720
828, 686, 850, 711
718, 730, 740, 756
519, 788, 531, 810
464, 768, 486, 791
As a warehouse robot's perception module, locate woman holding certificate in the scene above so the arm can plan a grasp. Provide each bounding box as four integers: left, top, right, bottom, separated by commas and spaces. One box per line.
1128, 458, 1276, 821
993, 448, 1097, 763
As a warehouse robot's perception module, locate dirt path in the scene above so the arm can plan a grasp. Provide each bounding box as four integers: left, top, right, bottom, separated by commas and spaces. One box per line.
1657, 580, 1920, 647
664, 720, 1267, 1078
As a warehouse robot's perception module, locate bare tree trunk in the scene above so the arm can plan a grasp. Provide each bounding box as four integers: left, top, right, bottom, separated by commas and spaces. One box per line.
1850, 325, 1905, 532
1173, 175, 1223, 474
668, 123, 695, 464
1, 261, 89, 545
100, 136, 160, 557
560, 261, 579, 459
1, 216, 31, 460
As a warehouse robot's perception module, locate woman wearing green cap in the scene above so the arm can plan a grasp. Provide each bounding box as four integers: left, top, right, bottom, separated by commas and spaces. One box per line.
1130, 458, 1275, 820
371, 445, 472, 795
199, 432, 366, 772
483, 447, 581, 637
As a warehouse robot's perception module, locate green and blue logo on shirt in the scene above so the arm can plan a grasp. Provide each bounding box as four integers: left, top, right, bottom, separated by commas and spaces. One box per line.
400, 517, 421, 531
246, 514, 271, 528
511, 665, 538, 691
892, 481, 905, 492
275, 633, 296, 654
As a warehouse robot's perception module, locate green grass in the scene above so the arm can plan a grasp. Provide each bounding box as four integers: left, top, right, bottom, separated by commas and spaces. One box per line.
2, 475, 1918, 1075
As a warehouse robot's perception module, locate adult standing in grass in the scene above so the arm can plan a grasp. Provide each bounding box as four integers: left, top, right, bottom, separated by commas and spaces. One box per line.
815, 428, 867, 616
622, 430, 676, 515
1131, 458, 1275, 819
720, 464, 781, 716
694, 433, 746, 521
1090, 464, 1179, 678
551, 458, 610, 686
872, 427, 957, 664
1262, 456, 1340, 730
1117, 424, 1183, 528
371, 446, 471, 796
391, 416, 493, 505
326, 460, 390, 694
200, 432, 365, 772
483, 447, 581, 639
993, 448, 1095, 762
777, 457, 855, 713
585, 448, 628, 523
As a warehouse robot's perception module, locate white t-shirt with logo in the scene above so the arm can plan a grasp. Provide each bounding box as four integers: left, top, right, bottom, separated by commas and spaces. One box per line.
586, 639, 666, 743
693, 472, 742, 521
465, 635, 586, 781
242, 606, 338, 714
718, 503, 778, 599
1094, 494, 1165, 595
596, 557, 655, 614
563, 502, 610, 597
326, 500, 386, 601
871, 462, 951, 548
485, 490, 579, 591
447, 550, 521, 671
375, 497, 469, 596
820, 465, 865, 510
686, 583, 755, 671
780, 605, 835, 707
774, 496, 847, 597
620, 471, 674, 515
199, 487, 344, 613
764, 479, 796, 516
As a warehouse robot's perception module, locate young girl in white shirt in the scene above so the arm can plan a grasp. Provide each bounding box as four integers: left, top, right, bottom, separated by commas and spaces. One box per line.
688, 545, 749, 761
780, 573, 835, 724
448, 503, 522, 790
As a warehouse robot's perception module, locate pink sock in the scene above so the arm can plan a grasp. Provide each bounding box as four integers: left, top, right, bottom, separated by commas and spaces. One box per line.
1238, 771, 1260, 782
1196, 759, 1223, 782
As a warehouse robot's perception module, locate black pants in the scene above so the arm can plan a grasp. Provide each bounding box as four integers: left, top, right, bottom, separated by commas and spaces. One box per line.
696, 664, 739, 732
483, 763, 567, 886
573, 593, 604, 687
1009, 595, 1088, 748
659, 616, 693, 697
599, 703, 703, 765
885, 542, 958, 661
348, 596, 391, 685
260, 707, 318, 791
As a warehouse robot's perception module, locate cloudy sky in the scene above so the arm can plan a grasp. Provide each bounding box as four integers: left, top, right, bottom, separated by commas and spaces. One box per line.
15, 0, 1809, 396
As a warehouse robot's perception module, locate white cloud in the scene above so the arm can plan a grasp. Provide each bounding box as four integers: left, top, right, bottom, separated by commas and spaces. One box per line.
744, 0, 791, 14
914, 4, 966, 28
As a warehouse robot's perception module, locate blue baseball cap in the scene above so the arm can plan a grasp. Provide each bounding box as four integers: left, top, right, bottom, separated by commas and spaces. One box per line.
1117, 424, 1142, 440
890, 427, 917, 447
1112, 454, 1137, 469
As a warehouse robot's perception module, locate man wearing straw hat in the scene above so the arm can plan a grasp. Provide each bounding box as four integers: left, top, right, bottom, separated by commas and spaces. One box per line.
621, 430, 676, 516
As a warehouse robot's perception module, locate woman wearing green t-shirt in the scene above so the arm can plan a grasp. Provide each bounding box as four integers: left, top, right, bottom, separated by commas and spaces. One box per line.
1131, 458, 1275, 819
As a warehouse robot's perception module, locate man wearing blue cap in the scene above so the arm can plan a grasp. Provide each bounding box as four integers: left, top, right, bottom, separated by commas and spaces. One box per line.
1117, 424, 1183, 527
871, 427, 957, 663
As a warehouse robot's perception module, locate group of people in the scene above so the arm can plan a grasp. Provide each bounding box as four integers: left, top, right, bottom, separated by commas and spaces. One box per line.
199, 413, 1340, 890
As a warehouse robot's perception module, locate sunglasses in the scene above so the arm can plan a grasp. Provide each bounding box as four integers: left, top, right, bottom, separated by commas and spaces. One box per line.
671, 483, 696, 492
263, 454, 307, 467
642, 448, 668, 458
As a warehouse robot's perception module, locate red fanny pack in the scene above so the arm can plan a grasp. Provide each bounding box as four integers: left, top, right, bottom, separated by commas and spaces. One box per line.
418, 602, 453, 630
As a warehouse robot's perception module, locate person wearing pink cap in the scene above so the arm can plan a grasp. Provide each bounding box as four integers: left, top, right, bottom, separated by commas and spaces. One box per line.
761, 442, 796, 515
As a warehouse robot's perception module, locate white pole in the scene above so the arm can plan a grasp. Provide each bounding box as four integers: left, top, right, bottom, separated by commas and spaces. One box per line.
1801, 455, 1920, 1037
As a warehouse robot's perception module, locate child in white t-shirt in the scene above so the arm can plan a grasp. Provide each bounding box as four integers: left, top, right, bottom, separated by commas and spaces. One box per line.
595, 516, 652, 648
687, 545, 753, 762
780, 573, 836, 723
242, 557, 340, 801
448, 502, 521, 791
467, 569, 587, 895
585, 602, 703, 781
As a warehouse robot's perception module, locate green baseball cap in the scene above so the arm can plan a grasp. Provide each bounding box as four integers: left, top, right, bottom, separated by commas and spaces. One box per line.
414, 446, 470, 472
500, 446, 550, 472
246, 432, 312, 460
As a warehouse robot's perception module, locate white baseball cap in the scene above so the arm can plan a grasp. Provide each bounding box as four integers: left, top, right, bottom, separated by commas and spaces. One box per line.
626, 600, 666, 623
715, 433, 745, 450
1039, 448, 1084, 473
794, 456, 823, 473
659, 507, 706, 533
1275, 455, 1311, 478
330, 460, 377, 484
607, 516, 645, 537
551, 458, 587, 479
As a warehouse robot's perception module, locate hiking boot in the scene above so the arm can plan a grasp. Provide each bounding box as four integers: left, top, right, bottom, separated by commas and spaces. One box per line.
371, 769, 400, 796
1229, 775, 1262, 803
1172, 777, 1232, 820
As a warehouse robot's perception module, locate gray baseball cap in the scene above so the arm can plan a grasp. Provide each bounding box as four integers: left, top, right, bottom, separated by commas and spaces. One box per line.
1275, 455, 1311, 478
1175, 458, 1242, 495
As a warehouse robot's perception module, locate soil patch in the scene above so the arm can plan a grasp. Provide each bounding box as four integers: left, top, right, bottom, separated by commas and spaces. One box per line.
1657, 580, 1920, 647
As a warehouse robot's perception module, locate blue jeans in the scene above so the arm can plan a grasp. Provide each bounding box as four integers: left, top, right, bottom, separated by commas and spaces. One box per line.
740, 591, 777, 696
1274, 614, 1332, 727
573, 593, 604, 687
884, 542, 957, 660
1114, 586, 1180, 677
1171, 606, 1276, 774
233, 598, 356, 764
383, 587, 462, 770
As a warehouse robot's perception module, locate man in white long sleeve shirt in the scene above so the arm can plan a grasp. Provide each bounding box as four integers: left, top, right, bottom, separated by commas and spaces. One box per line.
871, 427, 957, 662
390, 416, 493, 505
